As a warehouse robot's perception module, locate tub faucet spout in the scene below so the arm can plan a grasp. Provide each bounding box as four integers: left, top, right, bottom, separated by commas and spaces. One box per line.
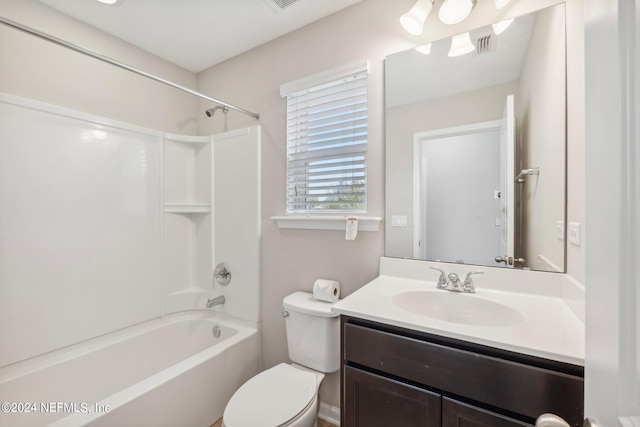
207, 295, 225, 308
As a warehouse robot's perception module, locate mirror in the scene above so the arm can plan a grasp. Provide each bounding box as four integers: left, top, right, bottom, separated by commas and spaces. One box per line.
385, 4, 566, 272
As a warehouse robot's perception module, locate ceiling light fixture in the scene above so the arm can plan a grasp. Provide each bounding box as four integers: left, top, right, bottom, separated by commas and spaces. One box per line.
493, 0, 512, 9
414, 43, 432, 55
96, 0, 120, 5
448, 32, 475, 57
492, 18, 514, 35
400, 0, 434, 36
439, 0, 476, 25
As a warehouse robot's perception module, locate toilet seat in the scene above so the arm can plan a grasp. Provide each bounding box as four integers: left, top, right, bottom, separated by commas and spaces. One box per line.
223, 363, 317, 427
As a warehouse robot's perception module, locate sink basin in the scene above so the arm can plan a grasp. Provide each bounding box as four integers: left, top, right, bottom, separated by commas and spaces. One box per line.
391, 291, 525, 327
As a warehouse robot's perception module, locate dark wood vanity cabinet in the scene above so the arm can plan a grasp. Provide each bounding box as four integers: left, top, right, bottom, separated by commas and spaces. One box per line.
345, 365, 442, 426
341, 316, 584, 427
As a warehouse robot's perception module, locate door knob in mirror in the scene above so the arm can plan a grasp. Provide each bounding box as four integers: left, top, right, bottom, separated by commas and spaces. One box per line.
535, 414, 570, 427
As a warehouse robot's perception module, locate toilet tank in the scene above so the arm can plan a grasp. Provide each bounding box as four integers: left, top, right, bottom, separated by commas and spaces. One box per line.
282, 291, 340, 373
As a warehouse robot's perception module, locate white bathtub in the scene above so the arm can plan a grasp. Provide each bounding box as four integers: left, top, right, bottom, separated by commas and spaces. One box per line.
0, 312, 261, 427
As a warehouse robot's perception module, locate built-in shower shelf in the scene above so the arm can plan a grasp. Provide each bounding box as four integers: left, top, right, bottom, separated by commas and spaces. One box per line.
164, 203, 211, 213
164, 134, 211, 145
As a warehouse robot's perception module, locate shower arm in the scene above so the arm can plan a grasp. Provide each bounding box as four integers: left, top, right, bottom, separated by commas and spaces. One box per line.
515, 167, 540, 183
0, 16, 260, 120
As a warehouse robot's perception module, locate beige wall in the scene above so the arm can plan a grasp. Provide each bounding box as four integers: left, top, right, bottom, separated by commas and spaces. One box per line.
517, 5, 567, 271
197, 0, 585, 409
0, 0, 198, 134
565, 0, 586, 284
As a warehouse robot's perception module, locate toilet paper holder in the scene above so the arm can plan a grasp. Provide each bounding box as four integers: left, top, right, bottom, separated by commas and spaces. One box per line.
214, 262, 232, 286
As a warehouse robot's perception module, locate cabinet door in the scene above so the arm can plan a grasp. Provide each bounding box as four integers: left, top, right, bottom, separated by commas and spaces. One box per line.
344, 366, 441, 427
442, 397, 533, 427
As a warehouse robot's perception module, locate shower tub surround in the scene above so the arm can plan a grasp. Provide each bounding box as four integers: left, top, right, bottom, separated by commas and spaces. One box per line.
0, 313, 260, 427
0, 93, 262, 426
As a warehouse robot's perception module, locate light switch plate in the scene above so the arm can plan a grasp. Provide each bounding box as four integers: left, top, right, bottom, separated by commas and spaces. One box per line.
568, 222, 581, 246
391, 215, 407, 227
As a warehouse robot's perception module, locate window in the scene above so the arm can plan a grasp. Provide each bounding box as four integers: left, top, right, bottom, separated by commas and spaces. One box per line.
281, 61, 368, 214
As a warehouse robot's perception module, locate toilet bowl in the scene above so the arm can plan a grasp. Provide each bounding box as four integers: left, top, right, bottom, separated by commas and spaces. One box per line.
222, 292, 340, 427
222, 363, 324, 427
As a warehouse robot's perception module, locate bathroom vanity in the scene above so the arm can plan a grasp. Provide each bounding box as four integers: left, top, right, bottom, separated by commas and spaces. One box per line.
332, 258, 585, 427
341, 316, 583, 427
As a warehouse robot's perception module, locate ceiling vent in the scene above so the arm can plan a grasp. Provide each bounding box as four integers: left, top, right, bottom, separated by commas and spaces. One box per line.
273, 0, 301, 8
475, 34, 496, 54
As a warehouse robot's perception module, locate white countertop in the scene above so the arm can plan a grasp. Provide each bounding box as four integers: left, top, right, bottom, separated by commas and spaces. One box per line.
332, 273, 585, 366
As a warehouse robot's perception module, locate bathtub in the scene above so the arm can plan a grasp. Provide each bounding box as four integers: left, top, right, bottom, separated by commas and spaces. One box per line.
0, 312, 261, 427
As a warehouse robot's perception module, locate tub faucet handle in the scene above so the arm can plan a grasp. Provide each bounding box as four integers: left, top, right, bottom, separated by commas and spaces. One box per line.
214, 262, 231, 286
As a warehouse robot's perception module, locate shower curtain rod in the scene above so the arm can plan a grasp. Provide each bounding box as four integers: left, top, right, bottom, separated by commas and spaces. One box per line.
0, 16, 260, 119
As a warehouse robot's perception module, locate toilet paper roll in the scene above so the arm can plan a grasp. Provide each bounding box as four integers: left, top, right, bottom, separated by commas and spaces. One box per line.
312, 279, 341, 302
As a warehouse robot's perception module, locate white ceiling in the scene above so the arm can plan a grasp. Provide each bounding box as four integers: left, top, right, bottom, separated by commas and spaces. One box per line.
38, 0, 363, 73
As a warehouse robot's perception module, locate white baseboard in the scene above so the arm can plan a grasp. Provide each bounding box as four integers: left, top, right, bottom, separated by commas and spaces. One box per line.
318, 402, 340, 426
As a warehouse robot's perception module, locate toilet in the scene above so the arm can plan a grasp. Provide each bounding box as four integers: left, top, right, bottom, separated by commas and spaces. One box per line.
222, 291, 340, 427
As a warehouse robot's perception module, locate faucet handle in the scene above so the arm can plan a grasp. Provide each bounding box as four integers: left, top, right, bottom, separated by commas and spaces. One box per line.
463, 271, 483, 292
429, 266, 448, 289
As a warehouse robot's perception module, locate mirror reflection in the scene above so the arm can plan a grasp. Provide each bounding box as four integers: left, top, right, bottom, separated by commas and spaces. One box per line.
385, 4, 566, 272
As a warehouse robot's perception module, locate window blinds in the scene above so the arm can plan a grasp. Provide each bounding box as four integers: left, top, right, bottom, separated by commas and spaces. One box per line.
283, 62, 368, 214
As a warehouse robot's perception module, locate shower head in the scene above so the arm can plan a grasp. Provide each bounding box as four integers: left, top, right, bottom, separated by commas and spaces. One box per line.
205, 105, 229, 117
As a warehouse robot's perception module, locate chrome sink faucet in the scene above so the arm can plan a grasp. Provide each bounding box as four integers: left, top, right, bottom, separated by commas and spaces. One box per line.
448, 272, 463, 291
206, 295, 225, 308
429, 267, 483, 293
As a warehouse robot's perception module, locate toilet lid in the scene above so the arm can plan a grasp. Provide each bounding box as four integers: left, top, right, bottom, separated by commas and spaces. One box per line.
223, 363, 317, 427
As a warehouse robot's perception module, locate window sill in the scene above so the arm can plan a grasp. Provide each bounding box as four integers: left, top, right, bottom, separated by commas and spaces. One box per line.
271, 215, 382, 231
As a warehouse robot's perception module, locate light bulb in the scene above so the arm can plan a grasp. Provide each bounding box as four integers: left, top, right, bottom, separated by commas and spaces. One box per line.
439, 0, 476, 25
400, 0, 433, 36
448, 32, 475, 57
492, 18, 514, 35
415, 43, 432, 55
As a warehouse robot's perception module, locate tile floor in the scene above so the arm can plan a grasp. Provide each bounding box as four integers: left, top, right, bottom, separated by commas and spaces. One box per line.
211, 418, 338, 427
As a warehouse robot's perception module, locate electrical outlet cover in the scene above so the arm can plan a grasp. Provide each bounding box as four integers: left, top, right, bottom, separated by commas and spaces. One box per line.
555, 220, 565, 240
568, 222, 581, 246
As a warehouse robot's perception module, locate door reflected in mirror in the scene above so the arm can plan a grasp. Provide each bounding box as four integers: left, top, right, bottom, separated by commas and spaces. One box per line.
385, 4, 566, 272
